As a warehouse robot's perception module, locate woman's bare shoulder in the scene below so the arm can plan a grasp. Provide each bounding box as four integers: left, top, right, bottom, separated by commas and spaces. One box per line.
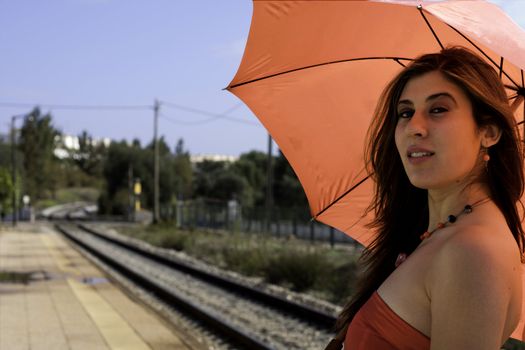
427, 224, 522, 347
451, 222, 517, 259
431, 223, 521, 287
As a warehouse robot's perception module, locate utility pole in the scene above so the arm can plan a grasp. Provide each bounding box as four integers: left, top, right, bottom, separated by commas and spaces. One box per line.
153, 99, 160, 224
265, 133, 274, 233
9, 114, 26, 226
128, 163, 134, 222
10, 117, 17, 227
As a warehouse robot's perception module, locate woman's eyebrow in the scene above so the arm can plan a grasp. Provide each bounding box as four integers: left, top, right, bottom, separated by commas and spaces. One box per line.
397, 92, 458, 107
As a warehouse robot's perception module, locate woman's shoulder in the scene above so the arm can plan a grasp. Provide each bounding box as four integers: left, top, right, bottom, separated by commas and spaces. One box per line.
432, 222, 521, 284
425, 223, 523, 347
426, 222, 523, 343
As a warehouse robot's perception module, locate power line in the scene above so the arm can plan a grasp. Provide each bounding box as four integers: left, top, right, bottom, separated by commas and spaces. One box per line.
0, 102, 152, 110
0, 100, 259, 125
220, 102, 245, 115
159, 100, 259, 125
159, 113, 219, 125
159, 112, 259, 126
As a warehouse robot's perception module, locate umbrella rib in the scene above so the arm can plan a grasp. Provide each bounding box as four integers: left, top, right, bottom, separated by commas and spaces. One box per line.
418, 7, 444, 50
312, 174, 371, 220
445, 24, 522, 89
227, 57, 413, 89
394, 58, 406, 68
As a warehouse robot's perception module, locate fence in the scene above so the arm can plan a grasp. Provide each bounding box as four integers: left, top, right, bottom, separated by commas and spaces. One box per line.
161, 199, 358, 246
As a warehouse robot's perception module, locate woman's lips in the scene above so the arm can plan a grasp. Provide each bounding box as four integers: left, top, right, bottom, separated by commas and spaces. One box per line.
407, 153, 434, 164
406, 147, 435, 165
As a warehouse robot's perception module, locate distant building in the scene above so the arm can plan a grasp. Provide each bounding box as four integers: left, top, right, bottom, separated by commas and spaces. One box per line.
54, 134, 111, 159
190, 154, 239, 164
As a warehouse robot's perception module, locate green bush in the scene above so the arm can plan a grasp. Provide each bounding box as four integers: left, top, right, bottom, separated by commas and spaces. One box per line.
153, 231, 190, 251
318, 260, 358, 304
263, 250, 330, 292
222, 244, 271, 276
117, 224, 360, 304
36, 199, 59, 210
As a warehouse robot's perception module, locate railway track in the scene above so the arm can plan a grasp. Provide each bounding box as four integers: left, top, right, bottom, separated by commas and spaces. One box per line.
55, 223, 337, 350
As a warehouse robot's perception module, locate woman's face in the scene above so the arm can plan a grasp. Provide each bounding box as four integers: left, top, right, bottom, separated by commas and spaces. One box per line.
394, 71, 482, 190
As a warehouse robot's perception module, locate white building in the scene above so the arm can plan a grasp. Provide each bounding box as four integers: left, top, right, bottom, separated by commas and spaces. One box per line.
54, 134, 111, 159
190, 154, 239, 164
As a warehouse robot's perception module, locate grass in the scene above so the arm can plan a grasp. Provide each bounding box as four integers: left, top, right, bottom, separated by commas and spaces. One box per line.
35, 187, 99, 209
116, 223, 360, 305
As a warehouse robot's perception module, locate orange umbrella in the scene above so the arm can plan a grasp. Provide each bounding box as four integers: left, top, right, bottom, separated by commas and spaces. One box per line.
226, 0, 525, 341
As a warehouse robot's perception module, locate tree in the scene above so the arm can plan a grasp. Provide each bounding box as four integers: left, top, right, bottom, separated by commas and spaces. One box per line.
0, 136, 22, 170
273, 151, 308, 208
0, 136, 23, 200
173, 138, 193, 200
145, 136, 175, 208
272, 151, 310, 219
193, 159, 228, 199
18, 108, 60, 200
99, 137, 193, 217
231, 151, 267, 207
100, 140, 141, 215
73, 130, 107, 178
211, 170, 247, 202
0, 167, 15, 218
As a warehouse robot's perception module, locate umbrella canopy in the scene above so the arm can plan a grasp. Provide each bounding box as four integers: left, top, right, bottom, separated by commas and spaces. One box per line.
227, 0, 525, 341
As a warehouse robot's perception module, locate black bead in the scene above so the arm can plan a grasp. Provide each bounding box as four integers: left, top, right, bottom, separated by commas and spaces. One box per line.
464, 205, 473, 213
448, 215, 457, 223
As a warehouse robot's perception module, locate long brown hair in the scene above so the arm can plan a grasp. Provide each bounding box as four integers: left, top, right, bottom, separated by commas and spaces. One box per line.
335, 47, 525, 335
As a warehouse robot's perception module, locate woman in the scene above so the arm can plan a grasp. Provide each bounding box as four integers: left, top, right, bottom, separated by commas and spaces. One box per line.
326, 47, 524, 349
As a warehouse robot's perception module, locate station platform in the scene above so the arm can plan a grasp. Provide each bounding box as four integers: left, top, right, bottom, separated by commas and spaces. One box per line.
0, 223, 196, 350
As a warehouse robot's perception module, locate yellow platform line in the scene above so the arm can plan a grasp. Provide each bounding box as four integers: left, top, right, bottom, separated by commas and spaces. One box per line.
42, 233, 151, 350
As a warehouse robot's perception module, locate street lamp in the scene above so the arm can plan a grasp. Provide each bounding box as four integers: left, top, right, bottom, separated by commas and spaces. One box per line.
11, 113, 27, 226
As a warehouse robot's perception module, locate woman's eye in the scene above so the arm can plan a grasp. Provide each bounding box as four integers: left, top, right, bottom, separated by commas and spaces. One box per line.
430, 107, 447, 114
397, 110, 413, 119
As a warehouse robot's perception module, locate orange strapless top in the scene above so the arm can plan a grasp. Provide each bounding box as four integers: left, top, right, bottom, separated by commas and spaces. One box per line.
344, 291, 430, 350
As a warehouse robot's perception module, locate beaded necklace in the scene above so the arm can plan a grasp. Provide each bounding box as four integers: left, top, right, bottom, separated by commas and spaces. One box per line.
419, 197, 491, 241
395, 197, 490, 268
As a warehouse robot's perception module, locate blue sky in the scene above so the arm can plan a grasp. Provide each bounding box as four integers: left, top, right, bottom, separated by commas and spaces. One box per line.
1, 0, 524, 156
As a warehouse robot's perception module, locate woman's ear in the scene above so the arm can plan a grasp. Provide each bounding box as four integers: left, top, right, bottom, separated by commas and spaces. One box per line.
480, 123, 501, 147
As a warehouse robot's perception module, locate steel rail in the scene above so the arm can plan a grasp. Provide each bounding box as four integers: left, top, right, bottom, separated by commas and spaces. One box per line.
56, 223, 276, 350
75, 223, 338, 329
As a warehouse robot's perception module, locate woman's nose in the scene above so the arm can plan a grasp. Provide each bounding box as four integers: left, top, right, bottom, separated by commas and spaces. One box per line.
406, 111, 428, 137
